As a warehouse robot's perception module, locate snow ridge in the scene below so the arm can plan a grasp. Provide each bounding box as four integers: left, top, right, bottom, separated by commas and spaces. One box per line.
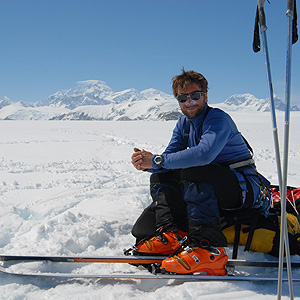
0, 82, 299, 120
220, 93, 298, 112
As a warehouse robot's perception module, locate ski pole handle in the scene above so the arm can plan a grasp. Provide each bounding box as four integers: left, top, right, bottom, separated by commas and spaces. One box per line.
287, 0, 298, 44
287, 0, 294, 14
257, 0, 267, 32
253, 0, 267, 52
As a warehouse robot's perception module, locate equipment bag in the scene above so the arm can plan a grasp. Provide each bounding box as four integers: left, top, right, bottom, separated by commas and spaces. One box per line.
271, 185, 300, 215
221, 185, 300, 258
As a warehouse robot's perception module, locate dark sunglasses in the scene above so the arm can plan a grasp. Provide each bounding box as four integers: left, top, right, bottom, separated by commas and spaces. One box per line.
176, 91, 205, 103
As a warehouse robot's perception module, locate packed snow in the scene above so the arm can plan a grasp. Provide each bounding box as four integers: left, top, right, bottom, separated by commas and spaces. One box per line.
0, 109, 300, 299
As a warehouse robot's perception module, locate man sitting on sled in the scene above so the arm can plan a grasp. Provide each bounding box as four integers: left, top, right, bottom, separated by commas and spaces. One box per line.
129, 69, 272, 276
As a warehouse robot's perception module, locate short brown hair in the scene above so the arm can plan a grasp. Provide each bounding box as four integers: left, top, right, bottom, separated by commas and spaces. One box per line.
172, 69, 208, 97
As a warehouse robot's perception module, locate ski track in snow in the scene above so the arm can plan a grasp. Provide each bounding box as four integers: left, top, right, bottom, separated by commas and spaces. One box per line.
0, 114, 300, 299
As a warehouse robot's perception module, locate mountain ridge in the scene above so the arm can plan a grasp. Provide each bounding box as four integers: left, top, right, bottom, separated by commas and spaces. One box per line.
0, 81, 299, 120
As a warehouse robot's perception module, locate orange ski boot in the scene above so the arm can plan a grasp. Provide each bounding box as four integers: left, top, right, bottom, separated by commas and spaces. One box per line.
160, 246, 228, 275
134, 230, 188, 256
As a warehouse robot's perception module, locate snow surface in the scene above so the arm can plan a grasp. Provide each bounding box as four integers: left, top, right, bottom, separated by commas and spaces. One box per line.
0, 110, 300, 299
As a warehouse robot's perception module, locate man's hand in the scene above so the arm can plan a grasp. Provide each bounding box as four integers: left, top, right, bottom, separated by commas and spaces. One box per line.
131, 147, 153, 170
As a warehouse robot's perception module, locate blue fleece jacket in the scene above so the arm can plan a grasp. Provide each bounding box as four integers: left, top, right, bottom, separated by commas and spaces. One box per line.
151, 105, 252, 170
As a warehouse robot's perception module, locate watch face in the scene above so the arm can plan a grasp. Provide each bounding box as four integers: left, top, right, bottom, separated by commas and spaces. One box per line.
154, 155, 163, 165
154, 155, 164, 169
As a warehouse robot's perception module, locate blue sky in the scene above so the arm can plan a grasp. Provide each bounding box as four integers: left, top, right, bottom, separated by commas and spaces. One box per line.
0, 0, 299, 105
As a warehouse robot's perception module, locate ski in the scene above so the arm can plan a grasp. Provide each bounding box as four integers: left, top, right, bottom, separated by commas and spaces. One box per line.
1, 254, 300, 268
0, 254, 165, 264
0, 265, 298, 282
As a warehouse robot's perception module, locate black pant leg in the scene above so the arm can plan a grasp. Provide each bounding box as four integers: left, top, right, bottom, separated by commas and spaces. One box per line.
131, 170, 188, 242
150, 171, 187, 231
181, 164, 245, 211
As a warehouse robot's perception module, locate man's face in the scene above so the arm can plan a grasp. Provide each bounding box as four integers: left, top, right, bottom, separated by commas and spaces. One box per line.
177, 83, 207, 119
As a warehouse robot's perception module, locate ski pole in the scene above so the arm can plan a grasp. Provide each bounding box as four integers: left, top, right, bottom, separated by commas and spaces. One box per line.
278, 1, 298, 299
253, 0, 283, 190
253, 2, 294, 299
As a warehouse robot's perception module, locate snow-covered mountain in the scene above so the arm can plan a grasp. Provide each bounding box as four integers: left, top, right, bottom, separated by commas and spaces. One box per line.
0, 81, 299, 120
48, 80, 116, 108
0, 96, 13, 109
217, 93, 299, 112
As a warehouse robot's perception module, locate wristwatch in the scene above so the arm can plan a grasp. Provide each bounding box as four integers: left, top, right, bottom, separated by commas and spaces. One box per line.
153, 155, 164, 169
